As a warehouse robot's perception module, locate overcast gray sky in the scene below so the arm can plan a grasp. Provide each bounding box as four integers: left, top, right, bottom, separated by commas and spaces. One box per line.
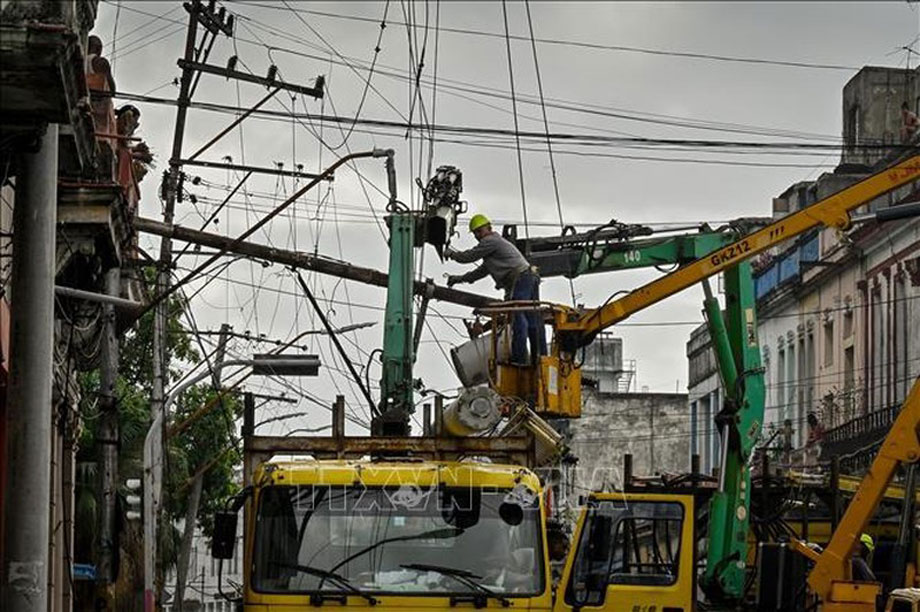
93, 1, 917, 434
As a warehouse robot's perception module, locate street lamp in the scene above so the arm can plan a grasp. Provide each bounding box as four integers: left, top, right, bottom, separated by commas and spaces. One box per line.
143, 355, 319, 611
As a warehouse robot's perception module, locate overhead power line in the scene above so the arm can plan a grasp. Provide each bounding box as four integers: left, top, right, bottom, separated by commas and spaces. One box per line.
109, 4, 182, 48
102, 1, 844, 142
225, 0, 862, 72
103, 90, 892, 152
280, 0, 392, 150
234, 13, 845, 142
501, 0, 531, 241
100, 90, 867, 168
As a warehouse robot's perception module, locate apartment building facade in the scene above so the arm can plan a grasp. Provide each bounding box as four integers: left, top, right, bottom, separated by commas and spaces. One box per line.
687, 65, 920, 463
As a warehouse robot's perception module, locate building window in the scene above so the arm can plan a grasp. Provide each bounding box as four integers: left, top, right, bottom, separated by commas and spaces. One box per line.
823, 320, 834, 368
843, 305, 854, 339
762, 351, 771, 412
895, 275, 908, 402
787, 343, 796, 439
871, 288, 883, 410
700, 396, 712, 473
777, 347, 786, 419
805, 330, 815, 413
711, 389, 721, 471
844, 346, 855, 421
689, 401, 698, 461
794, 335, 802, 434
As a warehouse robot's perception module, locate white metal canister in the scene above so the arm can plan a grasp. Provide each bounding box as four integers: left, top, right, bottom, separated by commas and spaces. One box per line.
450, 331, 510, 387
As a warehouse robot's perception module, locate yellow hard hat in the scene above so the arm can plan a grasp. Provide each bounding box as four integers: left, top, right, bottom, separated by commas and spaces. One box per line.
860, 533, 875, 552
469, 213, 491, 232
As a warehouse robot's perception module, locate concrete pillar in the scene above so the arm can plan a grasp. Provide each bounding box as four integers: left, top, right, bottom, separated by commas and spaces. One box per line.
2, 124, 59, 612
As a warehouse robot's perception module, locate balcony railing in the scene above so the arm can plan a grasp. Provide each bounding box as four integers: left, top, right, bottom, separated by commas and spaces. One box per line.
821, 404, 899, 466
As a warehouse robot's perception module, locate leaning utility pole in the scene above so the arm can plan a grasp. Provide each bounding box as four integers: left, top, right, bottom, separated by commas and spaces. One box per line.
134, 217, 491, 309
1, 124, 59, 612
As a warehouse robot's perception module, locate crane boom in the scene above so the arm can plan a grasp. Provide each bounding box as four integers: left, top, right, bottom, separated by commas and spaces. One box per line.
555, 153, 920, 344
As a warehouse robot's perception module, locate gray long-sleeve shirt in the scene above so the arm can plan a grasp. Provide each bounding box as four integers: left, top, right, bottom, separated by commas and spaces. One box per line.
451, 232, 530, 290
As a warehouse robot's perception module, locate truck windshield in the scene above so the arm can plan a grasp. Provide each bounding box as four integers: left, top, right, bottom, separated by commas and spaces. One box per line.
252, 484, 544, 597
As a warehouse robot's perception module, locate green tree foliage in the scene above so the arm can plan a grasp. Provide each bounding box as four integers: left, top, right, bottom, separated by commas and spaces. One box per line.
166, 385, 242, 537
75, 278, 241, 582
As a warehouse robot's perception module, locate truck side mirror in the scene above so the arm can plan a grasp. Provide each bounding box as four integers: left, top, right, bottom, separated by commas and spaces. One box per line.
212, 511, 238, 560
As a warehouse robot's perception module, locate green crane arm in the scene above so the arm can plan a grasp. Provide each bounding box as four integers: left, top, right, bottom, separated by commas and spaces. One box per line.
377, 163, 466, 436
698, 262, 764, 602
510, 221, 752, 279
376, 151, 417, 436
377, 210, 418, 436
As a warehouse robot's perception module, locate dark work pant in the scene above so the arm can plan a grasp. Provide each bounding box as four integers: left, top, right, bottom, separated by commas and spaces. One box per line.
510, 272, 547, 365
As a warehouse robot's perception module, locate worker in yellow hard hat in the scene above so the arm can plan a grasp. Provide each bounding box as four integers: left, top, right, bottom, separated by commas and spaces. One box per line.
851, 533, 876, 582
444, 214, 546, 365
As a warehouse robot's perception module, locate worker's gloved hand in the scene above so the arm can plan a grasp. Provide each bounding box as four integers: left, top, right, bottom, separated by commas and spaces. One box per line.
446, 275, 462, 287
443, 245, 456, 259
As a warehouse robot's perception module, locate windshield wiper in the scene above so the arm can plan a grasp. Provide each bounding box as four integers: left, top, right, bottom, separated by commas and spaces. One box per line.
313, 527, 463, 598
324, 527, 464, 577
271, 561, 378, 606
401, 563, 511, 608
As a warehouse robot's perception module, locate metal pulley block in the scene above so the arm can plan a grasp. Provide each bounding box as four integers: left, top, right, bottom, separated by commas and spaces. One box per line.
443, 385, 503, 437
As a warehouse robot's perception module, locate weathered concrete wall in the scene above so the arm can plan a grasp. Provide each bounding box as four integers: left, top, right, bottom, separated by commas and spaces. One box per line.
581, 333, 625, 393
841, 66, 919, 167
566, 391, 690, 493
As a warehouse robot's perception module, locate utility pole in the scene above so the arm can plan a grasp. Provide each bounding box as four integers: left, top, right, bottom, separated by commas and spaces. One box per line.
148, 2, 230, 609
1, 124, 59, 612
97, 267, 121, 587
174, 323, 229, 611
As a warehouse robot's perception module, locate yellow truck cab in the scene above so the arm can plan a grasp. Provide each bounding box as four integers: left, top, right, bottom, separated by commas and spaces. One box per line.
215, 456, 698, 611
239, 459, 554, 611
554, 492, 696, 612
